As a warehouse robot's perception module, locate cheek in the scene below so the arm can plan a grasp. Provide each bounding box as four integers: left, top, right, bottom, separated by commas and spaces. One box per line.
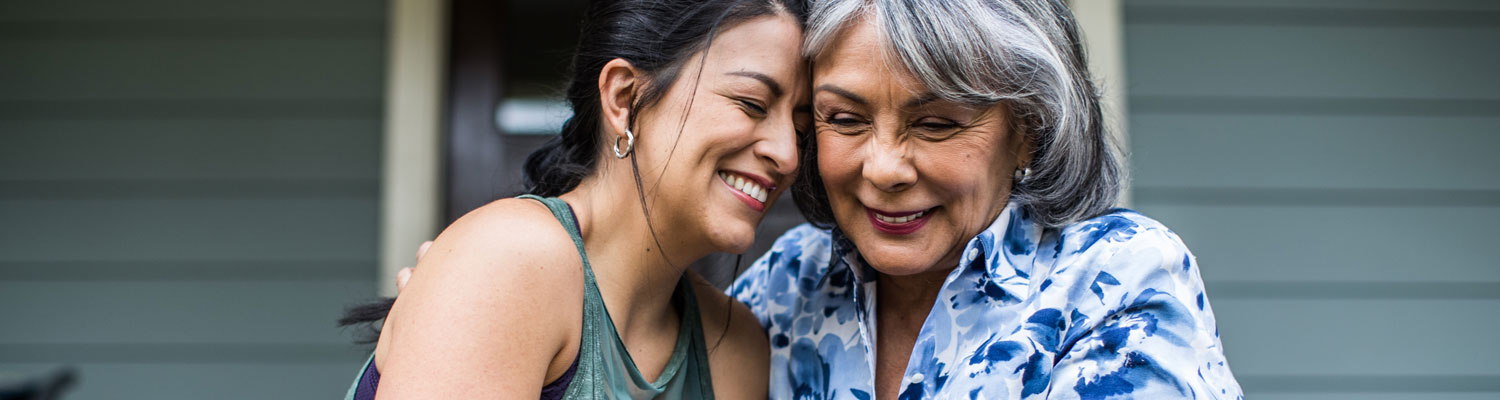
816, 133, 863, 190
918, 141, 1013, 201
677, 106, 754, 160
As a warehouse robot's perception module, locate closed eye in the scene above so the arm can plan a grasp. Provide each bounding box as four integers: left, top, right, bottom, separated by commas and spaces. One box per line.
825, 112, 864, 126
911, 117, 963, 140
738, 98, 767, 117
817, 111, 870, 136
916, 120, 957, 130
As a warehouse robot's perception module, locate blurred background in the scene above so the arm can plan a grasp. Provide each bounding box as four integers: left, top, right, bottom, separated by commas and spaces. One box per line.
1, 0, 1496, 398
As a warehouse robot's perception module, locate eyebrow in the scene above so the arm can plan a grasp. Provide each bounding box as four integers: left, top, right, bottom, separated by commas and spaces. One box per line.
815, 84, 868, 106
817, 84, 940, 110
726, 71, 784, 98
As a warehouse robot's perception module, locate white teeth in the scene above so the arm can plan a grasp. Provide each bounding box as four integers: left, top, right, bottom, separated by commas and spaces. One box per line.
720, 172, 769, 204
875, 210, 927, 224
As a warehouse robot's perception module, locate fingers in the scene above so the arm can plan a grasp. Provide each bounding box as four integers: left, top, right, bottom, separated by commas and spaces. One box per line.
396, 267, 414, 293
396, 241, 433, 295
416, 240, 433, 262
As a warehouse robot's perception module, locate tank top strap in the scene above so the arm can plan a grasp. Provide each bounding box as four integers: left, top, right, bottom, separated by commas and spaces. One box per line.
516, 194, 714, 399
673, 275, 717, 397
516, 194, 607, 398
515, 194, 602, 301
516, 195, 589, 267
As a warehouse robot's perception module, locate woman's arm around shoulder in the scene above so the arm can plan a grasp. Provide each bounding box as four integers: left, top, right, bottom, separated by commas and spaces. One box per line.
691, 272, 769, 400
374, 198, 585, 399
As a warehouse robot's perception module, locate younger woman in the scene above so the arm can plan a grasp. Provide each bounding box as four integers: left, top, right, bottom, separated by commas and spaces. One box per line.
343, 0, 811, 398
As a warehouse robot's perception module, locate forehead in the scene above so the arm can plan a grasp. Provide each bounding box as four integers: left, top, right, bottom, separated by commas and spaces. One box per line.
810, 16, 924, 99
699, 15, 806, 81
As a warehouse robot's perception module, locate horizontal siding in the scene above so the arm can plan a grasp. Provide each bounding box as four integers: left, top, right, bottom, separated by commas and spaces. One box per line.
0, 363, 365, 400
0, 281, 372, 344
0, 1, 386, 398
0, 120, 379, 181
1137, 205, 1500, 283
1212, 299, 1500, 376
0, 38, 384, 101
1125, 0, 1500, 398
0, 198, 376, 261
1131, 115, 1500, 191
0, 260, 371, 281
1126, 26, 1499, 100
0, 99, 380, 120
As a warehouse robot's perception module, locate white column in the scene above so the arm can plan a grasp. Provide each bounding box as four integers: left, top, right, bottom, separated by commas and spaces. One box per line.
380, 0, 448, 296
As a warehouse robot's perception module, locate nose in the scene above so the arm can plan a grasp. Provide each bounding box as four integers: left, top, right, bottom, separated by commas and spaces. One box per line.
862, 137, 916, 192
754, 117, 800, 179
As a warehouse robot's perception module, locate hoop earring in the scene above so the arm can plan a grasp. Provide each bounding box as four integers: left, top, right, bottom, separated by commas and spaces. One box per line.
613, 129, 635, 159
1013, 167, 1031, 183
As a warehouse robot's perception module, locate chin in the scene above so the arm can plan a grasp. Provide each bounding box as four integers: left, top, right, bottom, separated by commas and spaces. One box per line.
704, 223, 758, 255
850, 235, 953, 277
862, 252, 940, 276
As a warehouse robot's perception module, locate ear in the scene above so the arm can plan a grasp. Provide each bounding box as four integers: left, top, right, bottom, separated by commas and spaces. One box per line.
1014, 131, 1035, 168
1002, 104, 1034, 168
598, 58, 640, 140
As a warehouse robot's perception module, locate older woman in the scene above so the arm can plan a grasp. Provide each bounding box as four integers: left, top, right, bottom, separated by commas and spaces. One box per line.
728, 0, 1242, 398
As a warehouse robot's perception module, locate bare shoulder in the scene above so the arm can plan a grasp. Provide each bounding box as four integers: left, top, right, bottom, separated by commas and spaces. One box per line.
392, 197, 584, 313
690, 271, 769, 399
375, 198, 585, 397
430, 197, 583, 270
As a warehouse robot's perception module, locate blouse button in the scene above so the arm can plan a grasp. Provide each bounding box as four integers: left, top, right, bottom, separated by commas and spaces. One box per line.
967, 247, 979, 262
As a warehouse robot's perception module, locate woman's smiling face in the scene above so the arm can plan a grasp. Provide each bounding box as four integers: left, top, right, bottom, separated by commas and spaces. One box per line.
628, 14, 811, 255
811, 16, 1027, 276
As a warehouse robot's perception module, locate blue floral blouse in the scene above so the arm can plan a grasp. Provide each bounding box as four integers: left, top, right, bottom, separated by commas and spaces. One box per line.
729, 203, 1242, 399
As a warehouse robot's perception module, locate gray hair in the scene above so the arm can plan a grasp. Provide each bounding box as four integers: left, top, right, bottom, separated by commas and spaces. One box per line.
794, 0, 1123, 227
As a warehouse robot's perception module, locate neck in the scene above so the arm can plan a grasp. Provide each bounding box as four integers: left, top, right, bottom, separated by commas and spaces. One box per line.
559, 169, 710, 337
875, 266, 952, 322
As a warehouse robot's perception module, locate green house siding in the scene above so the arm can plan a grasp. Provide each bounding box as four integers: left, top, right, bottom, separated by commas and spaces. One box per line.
0, 1, 385, 398
1126, 0, 1500, 397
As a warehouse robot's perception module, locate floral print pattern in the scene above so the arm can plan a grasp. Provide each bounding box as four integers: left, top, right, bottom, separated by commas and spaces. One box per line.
730, 203, 1242, 399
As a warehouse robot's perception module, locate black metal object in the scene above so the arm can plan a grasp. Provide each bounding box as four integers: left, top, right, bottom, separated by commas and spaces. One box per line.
0, 367, 77, 400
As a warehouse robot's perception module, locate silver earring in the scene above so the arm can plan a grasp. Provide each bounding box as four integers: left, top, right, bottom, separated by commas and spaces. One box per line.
1013, 167, 1031, 182
613, 129, 635, 159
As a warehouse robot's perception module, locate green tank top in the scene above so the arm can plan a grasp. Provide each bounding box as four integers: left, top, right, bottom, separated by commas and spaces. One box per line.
344, 195, 715, 399
525, 195, 716, 399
